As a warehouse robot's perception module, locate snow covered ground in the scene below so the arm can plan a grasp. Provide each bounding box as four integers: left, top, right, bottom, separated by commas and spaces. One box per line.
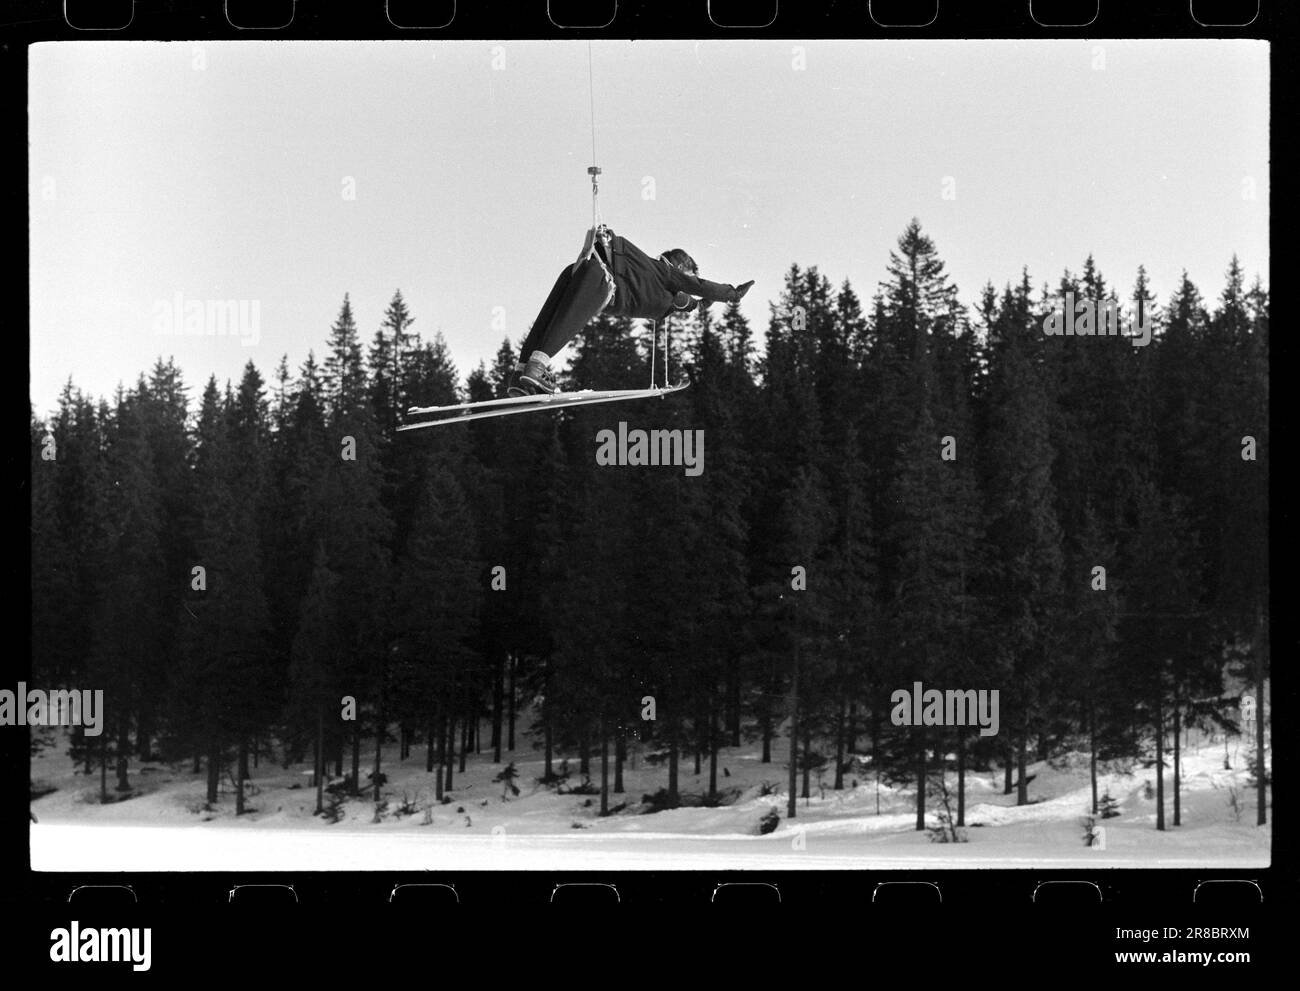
29, 728, 1270, 871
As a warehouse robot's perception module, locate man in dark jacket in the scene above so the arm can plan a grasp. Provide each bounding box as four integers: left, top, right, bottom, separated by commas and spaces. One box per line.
509, 226, 753, 396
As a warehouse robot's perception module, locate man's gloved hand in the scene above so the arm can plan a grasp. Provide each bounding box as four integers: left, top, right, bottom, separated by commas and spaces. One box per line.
733, 280, 755, 301
672, 291, 698, 312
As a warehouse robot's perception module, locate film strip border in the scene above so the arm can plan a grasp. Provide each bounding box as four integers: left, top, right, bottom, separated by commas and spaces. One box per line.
7, 870, 1274, 975
6, 0, 1291, 966
0, 0, 1276, 38
14, 867, 1272, 907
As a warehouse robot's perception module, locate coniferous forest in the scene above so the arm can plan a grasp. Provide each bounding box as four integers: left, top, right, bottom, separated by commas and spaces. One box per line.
29, 220, 1269, 838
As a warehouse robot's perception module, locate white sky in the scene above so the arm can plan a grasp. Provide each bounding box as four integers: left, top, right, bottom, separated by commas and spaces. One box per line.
29, 39, 1268, 413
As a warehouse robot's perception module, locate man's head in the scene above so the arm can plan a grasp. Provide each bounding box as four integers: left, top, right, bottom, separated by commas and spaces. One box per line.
660, 249, 698, 277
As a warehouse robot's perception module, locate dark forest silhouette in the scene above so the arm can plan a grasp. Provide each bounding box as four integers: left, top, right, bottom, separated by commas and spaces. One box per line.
30, 220, 1269, 830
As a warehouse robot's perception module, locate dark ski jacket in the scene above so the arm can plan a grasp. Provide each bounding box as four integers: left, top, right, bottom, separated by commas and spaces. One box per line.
598, 233, 741, 321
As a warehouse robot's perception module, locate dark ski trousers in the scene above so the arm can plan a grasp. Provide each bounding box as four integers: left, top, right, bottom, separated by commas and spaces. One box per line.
520, 252, 614, 362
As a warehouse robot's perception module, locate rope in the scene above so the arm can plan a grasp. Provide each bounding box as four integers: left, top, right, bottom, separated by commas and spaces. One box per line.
587, 42, 597, 170
665, 316, 670, 387
649, 318, 656, 389
587, 42, 601, 230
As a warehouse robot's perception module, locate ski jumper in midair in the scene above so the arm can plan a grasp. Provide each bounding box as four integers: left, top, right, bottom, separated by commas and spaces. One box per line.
509, 225, 754, 396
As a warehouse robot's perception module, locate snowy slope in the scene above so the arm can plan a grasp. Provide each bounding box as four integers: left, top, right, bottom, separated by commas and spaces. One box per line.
29, 725, 1270, 871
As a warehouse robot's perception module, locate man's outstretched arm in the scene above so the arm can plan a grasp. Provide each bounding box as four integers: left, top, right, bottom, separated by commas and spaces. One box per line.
671, 270, 754, 304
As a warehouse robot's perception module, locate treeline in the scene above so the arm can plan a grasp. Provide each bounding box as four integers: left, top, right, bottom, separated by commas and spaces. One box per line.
29, 220, 1269, 830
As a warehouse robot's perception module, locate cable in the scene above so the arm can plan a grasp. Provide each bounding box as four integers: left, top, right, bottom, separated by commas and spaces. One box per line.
587, 42, 601, 230
587, 41, 597, 169
649, 318, 656, 389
